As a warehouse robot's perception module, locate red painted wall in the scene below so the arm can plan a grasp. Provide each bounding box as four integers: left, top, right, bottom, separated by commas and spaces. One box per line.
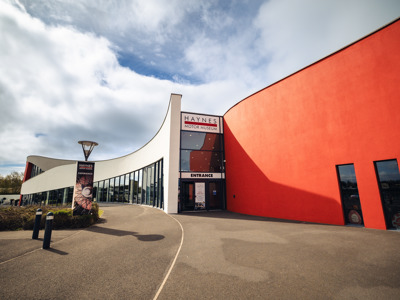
22, 162, 33, 183
19, 162, 33, 206
224, 19, 400, 230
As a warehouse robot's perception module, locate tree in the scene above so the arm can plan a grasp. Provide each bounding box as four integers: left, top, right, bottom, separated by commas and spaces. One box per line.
0, 172, 24, 194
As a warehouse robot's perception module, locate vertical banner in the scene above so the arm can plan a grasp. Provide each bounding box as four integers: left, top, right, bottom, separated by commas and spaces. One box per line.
72, 161, 95, 215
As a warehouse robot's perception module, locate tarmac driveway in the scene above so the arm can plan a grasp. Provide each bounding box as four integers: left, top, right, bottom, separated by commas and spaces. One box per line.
0, 205, 182, 300
1, 205, 400, 299
162, 211, 400, 300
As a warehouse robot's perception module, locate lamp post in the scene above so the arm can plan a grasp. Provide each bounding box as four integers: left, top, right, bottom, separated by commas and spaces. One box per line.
78, 140, 98, 161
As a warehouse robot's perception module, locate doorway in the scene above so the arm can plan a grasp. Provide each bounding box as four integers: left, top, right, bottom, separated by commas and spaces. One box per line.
180, 180, 225, 211
208, 181, 223, 210
181, 182, 195, 211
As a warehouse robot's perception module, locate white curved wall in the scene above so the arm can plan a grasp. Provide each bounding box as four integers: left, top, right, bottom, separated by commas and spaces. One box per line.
26, 156, 75, 171
21, 94, 182, 213
21, 163, 76, 194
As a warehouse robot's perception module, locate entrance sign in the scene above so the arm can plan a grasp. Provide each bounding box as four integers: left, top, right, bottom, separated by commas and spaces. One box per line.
72, 161, 95, 215
195, 182, 205, 209
182, 113, 222, 133
181, 173, 224, 179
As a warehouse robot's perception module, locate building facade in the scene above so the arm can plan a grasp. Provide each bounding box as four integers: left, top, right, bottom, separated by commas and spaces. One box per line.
179, 112, 225, 212
224, 18, 400, 230
21, 95, 182, 213
20, 19, 400, 230
20, 95, 227, 214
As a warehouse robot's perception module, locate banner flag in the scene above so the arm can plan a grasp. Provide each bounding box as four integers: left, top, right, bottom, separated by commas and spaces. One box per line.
72, 161, 95, 215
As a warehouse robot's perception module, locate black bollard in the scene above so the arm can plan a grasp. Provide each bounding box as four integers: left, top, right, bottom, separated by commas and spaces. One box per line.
43, 212, 54, 249
32, 208, 42, 239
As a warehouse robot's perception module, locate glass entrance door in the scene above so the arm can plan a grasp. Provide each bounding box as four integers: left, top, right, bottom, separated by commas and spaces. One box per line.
181, 180, 225, 211
181, 182, 206, 211
182, 182, 195, 211
208, 181, 222, 210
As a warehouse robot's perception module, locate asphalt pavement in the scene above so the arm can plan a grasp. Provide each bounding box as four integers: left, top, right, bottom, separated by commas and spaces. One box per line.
1, 205, 399, 299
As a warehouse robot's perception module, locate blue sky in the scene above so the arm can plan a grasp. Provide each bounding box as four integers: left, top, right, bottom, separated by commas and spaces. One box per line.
1, 0, 400, 176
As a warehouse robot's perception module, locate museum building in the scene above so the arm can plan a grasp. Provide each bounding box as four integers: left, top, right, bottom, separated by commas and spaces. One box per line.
20, 18, 400, 230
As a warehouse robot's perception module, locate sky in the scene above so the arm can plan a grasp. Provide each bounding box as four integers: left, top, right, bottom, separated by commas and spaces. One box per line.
1, 0, 399, 176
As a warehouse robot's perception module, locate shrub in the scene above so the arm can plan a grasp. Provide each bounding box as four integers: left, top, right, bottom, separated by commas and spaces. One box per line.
0, 204, 100, 231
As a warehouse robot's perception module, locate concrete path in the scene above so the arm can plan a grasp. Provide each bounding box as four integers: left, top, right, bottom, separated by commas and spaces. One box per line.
1, 205, 400, 299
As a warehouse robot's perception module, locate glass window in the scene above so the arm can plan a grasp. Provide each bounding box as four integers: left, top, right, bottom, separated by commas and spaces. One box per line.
79, 160, 163, 207
180, 131, 224, 173
133, 172, 138, 204
57, 188, 63, 206
135, 171, 139, 204
129, 172, 134, 203
117, 175, 123, 202
375, 159, 400, 229
48, 190, 55, 206
154, 162, 159, 207
180, 150, 191, 171
159, 160, 163, 208
337, 164, 364, 225
114, 176, 120, 202
119, 175, 125, 202
142, 167, 148, 205
104, 180, 109, 202
42, 191, 48, 205
150, 164, 155, 206
62, 188, 68, 205
145, 165, 151, 206
137, 169, 142, 204
181, 132, 222, 151
180, 150, 223, 172
125, 174, 129, 203
67, 187, 74, 205
109, 178, 114, 202
93, 182, 98, 202
54, 190, 59, 205
118, 176, 123, 202
98, 181, 104, 202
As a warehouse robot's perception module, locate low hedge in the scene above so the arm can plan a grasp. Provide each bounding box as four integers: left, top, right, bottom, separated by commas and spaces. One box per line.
0, 203, 100, 231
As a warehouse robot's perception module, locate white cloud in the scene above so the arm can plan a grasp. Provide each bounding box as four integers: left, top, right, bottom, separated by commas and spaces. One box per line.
128, 0, 187, 33
254, 0, 400, 82
0, 2, 174, 166
0, 0, 248, 175
1, 0, 400, 176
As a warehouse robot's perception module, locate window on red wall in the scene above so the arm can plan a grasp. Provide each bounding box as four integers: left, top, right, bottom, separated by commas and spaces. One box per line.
336, 164, 364, 226
374, 159, 400, 230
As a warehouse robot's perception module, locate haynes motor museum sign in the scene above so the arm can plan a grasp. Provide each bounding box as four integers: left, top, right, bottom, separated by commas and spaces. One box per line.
181, 113, 223, 133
